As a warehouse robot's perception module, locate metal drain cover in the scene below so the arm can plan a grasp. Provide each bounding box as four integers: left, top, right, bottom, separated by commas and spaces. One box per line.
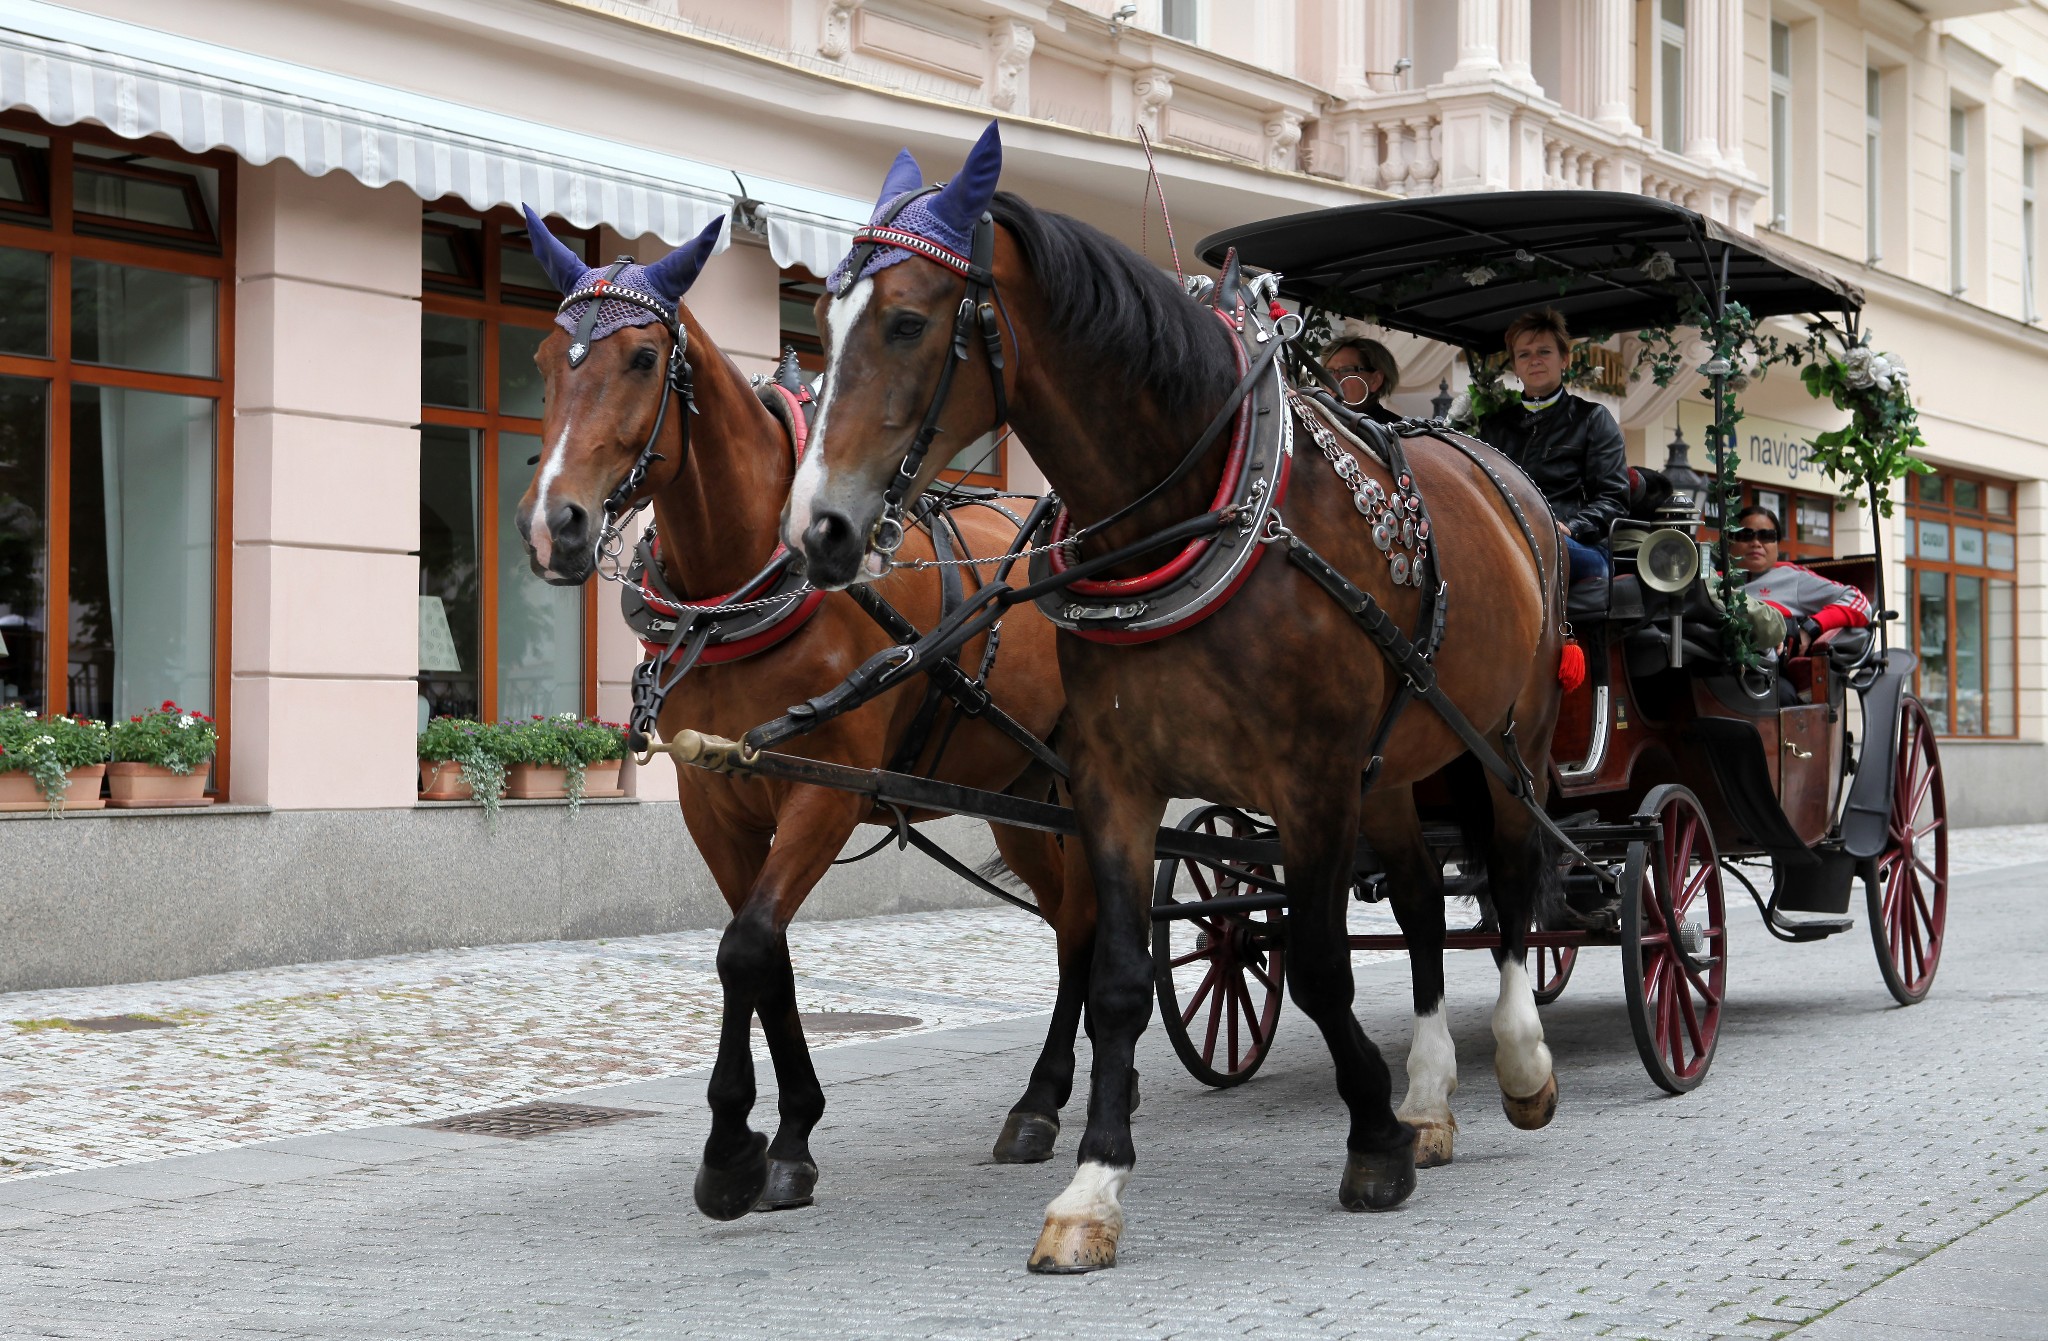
799, 1012, 922, 1032
419, 1103, 660, 1139
66, 1015, 176, 1033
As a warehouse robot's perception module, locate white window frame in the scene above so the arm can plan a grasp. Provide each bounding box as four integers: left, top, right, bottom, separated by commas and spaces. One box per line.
2025, 145, 2040, 323
1950, 106, 1970, 296
1769, 21, 1792, 229
1657, 0, 1687, 156
1161, 0, 1200, 43
1866, 66, 1884, 264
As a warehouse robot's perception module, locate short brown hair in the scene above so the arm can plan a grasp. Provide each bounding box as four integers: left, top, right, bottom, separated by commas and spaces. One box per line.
1503, 308, 1572, 356
1325, 336, 1401, 393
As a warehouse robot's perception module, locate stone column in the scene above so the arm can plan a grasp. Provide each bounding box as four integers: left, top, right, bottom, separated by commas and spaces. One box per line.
1683, 0, 1721, 163
1717, 0, 1745, 169
1500, 0, 1539, 94
1590, 0, 1637, 135
1366, 0, 1404, 92
232, 162, 422, 808
1322, 0, 1370, 97
1442, 0, 1501, 84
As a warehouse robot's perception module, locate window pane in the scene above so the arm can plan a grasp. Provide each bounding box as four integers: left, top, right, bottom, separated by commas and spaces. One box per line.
422, 314, 483, 410
1953, 575, 1984, 736
1990, 580, 2015, 735
1916, 519, 1949, 562
72, 146, 218, 237
0, 376, 49, 714
1955, 525, 1984, 567
418, 426, 481, 722
1661, 41, 1684, 154
71, 261, 217, 377
0, 247, 48, 357
1771, 21, 1790, 76
1797, 496, 1832, 547
1662, 0, 1686, 24
496, 431, 581, 720
1987, 530, 2015, 570
1915, 472, 1943, 504
1952, 478, 1980, 511
1916, 569, 1949, 734
1986, 483, 2011, 515
498, 323, 549, 420
499, 244, 558, 300
66, 386, 215, 727
1162, 0, 1199, 41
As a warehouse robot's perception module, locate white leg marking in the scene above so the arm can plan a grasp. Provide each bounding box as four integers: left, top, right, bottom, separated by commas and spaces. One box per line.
1395, 1007, 1458, 1125
1493, 958, 1554, 1098
785, 278, 870, 539
526, 423, 573, 569
1044, 1160, 1129, 1231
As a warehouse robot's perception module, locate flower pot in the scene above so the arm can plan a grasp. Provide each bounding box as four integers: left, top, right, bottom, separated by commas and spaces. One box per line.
0, 763, 107, 812
106, 761, 213, 808
582, 760, 624, 798
506, 763, 569, 799
418, 758, 474, 801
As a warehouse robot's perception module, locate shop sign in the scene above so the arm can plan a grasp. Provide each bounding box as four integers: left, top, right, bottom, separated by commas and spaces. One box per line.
1677, 401, 1847, 492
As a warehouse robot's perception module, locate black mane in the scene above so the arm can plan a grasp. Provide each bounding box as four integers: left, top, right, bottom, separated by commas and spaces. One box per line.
989, 192, 1235, 417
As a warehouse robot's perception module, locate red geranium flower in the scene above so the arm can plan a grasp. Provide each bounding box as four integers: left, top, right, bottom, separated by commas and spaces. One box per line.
161, 700, 177, 711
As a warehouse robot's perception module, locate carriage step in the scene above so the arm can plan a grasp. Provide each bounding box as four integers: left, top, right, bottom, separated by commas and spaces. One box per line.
1768, 910, 1856, 941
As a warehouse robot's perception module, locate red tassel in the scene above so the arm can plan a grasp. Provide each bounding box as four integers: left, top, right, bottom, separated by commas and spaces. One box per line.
1558, 641, 1587, 693
1270, 300, 1289, 323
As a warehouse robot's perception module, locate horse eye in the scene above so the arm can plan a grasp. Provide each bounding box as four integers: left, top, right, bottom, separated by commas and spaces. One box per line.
887, 315, 927, 343
631, 347, 658, 371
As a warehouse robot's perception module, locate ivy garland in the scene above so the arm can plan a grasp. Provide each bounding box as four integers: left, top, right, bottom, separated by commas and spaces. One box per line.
1799, 339, 1929, 518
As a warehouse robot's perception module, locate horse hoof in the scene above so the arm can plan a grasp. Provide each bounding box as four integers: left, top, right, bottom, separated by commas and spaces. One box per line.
993, 1111, 1060, 1164
1409, 1119, 1456, 1168
1027, 1216, 1120, 1274
756, 1157, 818, 1211
1501, 1073, 1558, 1131
693, 1132, 769, 1221
1339, 1140, 1418, 1212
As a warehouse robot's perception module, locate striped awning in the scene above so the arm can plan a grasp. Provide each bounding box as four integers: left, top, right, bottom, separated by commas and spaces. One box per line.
0, 0, 867, 251
763, 205, 860, 280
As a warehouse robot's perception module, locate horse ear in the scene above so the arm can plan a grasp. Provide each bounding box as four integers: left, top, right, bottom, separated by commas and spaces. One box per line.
523, 205, 587, 294
642, 215, 728, 303
874, 148, 924, 216
930, 121, 1002, 236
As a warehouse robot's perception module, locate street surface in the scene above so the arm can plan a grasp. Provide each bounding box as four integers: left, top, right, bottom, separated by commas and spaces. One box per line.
2, 825, 2045, 1338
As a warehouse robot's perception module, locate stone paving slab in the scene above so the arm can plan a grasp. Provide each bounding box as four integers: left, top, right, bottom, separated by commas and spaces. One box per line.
1, 861, 2043, 1339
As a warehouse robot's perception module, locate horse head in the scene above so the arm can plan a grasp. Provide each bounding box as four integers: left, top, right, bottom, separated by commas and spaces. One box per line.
517, 208, 726, 585
783, 123, 1008, 589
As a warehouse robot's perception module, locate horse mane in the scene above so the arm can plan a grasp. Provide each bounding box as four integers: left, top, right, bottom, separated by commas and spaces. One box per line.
989, 191, 1235, 418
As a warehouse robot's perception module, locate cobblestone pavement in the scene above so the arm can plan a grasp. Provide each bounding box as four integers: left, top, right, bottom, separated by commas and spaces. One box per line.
1, 841, 2044, 1338
2, 825, 2041, 1181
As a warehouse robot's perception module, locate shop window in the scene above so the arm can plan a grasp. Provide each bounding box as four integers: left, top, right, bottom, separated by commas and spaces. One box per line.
416, 203, 598, 728
1905, 468, 2018, 737
0, 116, 231, 791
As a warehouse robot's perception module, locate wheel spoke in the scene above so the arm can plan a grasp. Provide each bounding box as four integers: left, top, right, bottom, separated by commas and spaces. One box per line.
1675, 969, 1706, 1056
1187, 862, 1215, 901
1677, 860, 1712, 916
1246, 961, 1277, 992
1201, 969, 1226, 1064
1226, 973, 1241, 1071
1169, 946, 1210, 969
1180, 963, 1220, 1028
1676, 952, 1723, 1007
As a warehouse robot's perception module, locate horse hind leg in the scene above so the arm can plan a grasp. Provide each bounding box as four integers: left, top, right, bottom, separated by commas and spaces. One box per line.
1364, 787, 1457, 1169
989, 823, 1092, 1165
1483, 778, 1561, 1131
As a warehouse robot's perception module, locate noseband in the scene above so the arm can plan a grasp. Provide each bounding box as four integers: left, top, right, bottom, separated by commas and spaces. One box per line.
834, 191, 1009, 559
555, 259, 698, 572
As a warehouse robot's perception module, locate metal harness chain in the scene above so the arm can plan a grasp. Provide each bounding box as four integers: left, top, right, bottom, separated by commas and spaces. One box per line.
1287, 389, 1431, 588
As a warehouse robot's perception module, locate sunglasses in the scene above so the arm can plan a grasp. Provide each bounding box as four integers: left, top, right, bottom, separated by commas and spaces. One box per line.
1727, 527, 1780, 543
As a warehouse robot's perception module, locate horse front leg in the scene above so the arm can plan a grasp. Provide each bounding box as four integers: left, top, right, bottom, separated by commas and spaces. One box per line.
990, 823, 1094, 1165
1027, 767, 1162, 1273
1363, 787, 1457, 1169
1482, 773, 1560, 1131
1272, 777, 1417, 1212
691, 783, 866, 1221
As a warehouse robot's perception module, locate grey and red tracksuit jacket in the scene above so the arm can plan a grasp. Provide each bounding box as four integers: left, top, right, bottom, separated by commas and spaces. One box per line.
1742, 563, 1872, 632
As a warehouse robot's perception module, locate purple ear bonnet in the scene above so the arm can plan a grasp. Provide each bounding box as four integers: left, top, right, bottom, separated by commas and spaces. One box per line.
524, 207, 726, 342
828, 124, 1003, 291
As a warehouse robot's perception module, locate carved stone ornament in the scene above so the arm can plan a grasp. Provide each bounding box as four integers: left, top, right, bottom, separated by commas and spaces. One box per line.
989, 20, 1035, 112
1133, 68, 1174, 137
1265, 108, 1304, 172
821, 0, 864, 60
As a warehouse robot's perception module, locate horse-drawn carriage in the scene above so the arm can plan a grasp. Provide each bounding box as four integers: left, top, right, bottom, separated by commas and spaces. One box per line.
520, 132, 1944, 1269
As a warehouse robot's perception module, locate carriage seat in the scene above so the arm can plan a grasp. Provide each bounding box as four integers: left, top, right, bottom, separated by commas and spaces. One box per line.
1566, 573, 1610, 621
1820, 625, 1874, 668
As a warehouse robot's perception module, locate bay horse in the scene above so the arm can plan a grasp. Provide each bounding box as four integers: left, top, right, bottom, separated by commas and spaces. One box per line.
783, 125, 1569, 1271
512, 208, 1094, 1220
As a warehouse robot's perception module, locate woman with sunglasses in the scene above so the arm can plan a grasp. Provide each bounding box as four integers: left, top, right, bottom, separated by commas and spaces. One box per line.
1321, 328, 1402, 424
1729, 504, 1872, 660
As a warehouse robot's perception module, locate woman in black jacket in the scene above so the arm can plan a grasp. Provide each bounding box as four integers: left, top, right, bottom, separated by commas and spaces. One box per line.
1322, 325, 1403, 424
1475, 309, 1631, 583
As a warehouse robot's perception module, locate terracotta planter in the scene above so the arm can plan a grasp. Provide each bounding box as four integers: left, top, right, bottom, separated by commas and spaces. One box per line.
0, 763, 107, 812
418, 758, 474, 801
106, 761, 213, 808
582, 760, 625, 798
505, 763, 568, 799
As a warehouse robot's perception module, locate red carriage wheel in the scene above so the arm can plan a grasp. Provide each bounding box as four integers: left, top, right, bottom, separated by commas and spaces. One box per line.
1622, 785, 1728, 1094
1868, 695, 1948, 1005
1530, 944, 1578, 1005
1152, 805, 1287, 1088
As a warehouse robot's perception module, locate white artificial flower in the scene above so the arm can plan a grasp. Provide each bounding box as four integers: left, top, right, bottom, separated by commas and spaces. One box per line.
178, 714, 193, 728
1639, 250, 1677, 281
1447, 391, 1474, 425
1463, 265, 1496, 286
1841, 344, 1879, 390
37, 734, 53, 745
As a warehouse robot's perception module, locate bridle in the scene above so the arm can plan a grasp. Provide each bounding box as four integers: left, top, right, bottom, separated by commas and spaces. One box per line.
833, 188, 1009, 561
554, 258, 697, 575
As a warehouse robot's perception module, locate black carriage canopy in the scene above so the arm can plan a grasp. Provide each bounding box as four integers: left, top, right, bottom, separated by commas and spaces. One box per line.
1195, 191, 1861, 351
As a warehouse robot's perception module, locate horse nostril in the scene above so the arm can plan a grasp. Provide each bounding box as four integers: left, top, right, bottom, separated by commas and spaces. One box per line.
551, 502, 588, 545
804, 512, 853, 557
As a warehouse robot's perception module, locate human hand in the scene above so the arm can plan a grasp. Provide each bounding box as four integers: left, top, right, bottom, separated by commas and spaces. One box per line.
1556, 520, 1572, 539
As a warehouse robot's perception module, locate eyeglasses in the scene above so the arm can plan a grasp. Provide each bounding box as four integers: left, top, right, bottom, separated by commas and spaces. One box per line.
1727, 527, 1780, 543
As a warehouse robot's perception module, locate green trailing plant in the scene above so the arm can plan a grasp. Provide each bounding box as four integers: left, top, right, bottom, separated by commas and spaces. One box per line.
0, 706, 110, 816
1799, 336, 1928, 519
417, 716, 509, 819
500, 713, 592, 811
110, 701, 218, 775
